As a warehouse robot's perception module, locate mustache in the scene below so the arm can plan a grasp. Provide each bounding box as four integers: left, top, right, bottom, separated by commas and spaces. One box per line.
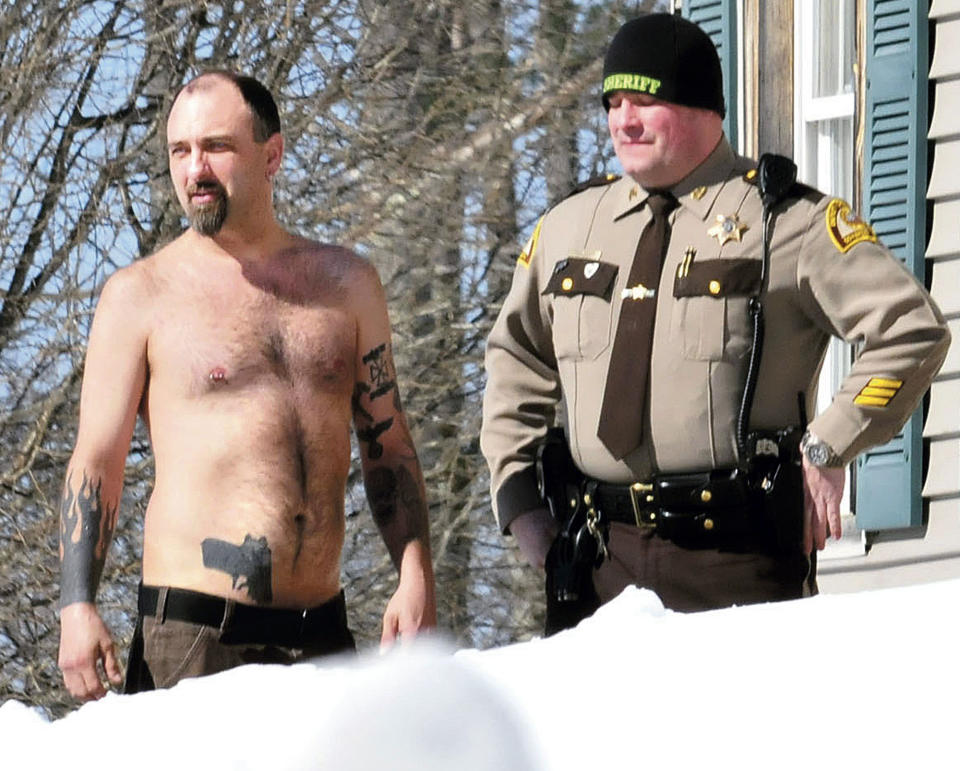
186, 180, 226, 198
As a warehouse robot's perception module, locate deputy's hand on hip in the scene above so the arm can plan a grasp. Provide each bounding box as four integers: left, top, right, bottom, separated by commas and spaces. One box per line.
509, 507, 560, 570
801, 458, 846, 553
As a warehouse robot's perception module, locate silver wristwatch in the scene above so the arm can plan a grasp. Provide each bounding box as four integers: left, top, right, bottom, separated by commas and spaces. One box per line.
800, 430, 843, 467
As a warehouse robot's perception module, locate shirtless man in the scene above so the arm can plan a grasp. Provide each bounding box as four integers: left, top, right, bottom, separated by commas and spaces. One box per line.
57, 71, 436, 701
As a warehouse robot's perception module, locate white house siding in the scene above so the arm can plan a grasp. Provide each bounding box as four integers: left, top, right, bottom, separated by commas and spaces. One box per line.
924, 0, 960, 520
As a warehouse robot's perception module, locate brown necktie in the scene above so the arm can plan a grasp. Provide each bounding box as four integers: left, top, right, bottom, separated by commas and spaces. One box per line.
597, 192, 678, 459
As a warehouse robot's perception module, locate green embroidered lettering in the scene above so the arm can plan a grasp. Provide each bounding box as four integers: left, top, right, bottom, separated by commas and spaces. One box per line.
641, 76, 661, 94
604, 73, 663, 96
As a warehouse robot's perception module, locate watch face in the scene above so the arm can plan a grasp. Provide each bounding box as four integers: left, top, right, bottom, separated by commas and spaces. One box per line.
806, 442, 831, 467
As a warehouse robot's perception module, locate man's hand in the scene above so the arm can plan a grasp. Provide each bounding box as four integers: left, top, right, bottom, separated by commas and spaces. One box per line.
58, 602, 122, 701
509, 507, 559, 570
380, 539, 437, 649
802, 458, 846, 552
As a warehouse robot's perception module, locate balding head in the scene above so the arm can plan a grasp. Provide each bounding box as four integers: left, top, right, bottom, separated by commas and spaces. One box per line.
172, 71, 281, 143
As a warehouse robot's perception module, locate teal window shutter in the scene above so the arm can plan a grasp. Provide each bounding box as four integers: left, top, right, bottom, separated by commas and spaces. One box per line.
856, 0, 927, 530
682, 0, 738, 150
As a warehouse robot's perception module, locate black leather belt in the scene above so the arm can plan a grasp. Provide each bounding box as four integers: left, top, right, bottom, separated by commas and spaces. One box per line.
138, 584, 352, 650
591, 468, 762, 540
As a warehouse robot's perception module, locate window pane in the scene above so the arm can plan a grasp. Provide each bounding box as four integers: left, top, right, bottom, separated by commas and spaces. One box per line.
814, 0, 855, 98
817, 117, 855, 200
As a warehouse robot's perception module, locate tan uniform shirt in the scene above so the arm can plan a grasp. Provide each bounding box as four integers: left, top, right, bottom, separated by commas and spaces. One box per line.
481, 138, 950, 532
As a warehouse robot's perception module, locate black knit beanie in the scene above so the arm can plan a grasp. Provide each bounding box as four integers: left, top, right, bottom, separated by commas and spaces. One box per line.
602, 13, 726, 118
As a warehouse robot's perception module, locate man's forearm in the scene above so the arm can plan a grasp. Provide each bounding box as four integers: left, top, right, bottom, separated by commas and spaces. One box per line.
353, 339, 432, 567
365, 457, 431, 569
59, 468, 118, 607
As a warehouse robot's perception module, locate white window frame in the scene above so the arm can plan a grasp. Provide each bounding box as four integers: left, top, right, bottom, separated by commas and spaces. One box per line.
794, 0, 857, 198
794, 0, 857, 516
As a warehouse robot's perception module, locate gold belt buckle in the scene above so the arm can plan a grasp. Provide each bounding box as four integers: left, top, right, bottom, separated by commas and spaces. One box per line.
629, 482, 657, 529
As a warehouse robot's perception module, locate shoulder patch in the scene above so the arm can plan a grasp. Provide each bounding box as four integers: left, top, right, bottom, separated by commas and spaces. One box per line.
517, 216, 544, 268
825, 198, 877, 253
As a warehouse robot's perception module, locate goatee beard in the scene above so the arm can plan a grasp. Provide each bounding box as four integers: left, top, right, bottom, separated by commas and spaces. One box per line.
185, 183, 228, 236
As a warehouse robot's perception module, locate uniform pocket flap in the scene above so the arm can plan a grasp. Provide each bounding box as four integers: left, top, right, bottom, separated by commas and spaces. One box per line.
543, 258, 618, 300
673, 258, 761, 298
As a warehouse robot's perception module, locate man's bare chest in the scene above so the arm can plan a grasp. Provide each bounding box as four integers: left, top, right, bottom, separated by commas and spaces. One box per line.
148, 285, 356, 397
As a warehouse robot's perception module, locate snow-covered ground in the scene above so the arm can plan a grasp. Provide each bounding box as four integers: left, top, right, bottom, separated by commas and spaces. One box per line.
2, 580, 957, 770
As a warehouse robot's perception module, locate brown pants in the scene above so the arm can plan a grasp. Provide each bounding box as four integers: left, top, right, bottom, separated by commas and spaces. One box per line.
124, 589, 356, 693
592, 522, 817, 612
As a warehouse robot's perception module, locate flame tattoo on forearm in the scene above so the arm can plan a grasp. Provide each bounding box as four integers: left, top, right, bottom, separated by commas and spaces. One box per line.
59, 471, 118, 607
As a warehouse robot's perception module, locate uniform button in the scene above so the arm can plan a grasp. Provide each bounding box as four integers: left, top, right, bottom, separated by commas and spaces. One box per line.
708, 280, 721, 295
583, 493, 592, 505
700, 489, 712, 503
569, 497, 578, 509
703, 518, 714, 530
562, 277, 573, 291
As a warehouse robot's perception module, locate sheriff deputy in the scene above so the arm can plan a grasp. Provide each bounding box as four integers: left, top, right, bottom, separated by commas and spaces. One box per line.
480, 13, 950, 626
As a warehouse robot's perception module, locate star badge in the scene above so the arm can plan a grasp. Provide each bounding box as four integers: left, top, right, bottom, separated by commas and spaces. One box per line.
707, 214, 748, 246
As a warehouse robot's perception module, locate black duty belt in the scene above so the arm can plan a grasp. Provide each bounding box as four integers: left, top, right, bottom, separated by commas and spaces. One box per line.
138, 584, 351, 650
591, 468, 763, 541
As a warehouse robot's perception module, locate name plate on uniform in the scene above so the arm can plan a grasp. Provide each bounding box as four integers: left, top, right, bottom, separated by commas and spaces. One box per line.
543, 258, 619, 300
673, 258, 761, 299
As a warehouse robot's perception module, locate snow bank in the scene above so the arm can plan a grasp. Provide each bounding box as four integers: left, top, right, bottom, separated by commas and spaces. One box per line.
3, 580, 957, 770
